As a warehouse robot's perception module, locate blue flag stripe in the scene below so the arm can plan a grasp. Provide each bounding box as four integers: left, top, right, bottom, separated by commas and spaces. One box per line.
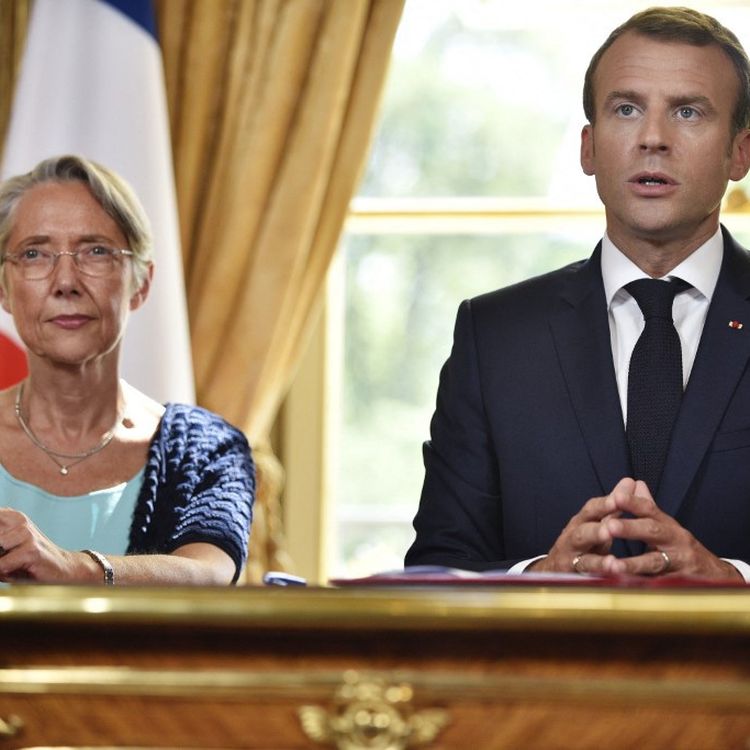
100, 0, 157, 39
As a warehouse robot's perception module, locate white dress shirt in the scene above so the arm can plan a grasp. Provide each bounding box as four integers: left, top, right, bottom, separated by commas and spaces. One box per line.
510, 229, 750, 580
602, 230, 721, 424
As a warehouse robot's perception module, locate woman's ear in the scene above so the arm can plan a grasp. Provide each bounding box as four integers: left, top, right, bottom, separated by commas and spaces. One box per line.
0, 281, 11, 314
129, 262, 154, 312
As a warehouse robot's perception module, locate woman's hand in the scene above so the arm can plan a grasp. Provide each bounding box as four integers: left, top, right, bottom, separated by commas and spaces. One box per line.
0, 507, 236, 585
0, 507, 92, 582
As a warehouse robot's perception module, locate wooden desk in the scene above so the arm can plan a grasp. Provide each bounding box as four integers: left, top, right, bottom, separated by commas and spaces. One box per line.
1, 583, 750, 749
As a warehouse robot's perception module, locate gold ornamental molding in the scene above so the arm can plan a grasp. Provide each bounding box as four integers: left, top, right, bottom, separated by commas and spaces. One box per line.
0, 713, 22, 738
299, 671, 449, 750
1, 666, 750, 710
345, 193, 750, 235
3, 586, 750, 636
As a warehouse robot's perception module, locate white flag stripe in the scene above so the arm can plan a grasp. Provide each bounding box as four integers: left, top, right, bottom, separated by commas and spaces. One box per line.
0, 312, 21, 347
1, 0, 194, 403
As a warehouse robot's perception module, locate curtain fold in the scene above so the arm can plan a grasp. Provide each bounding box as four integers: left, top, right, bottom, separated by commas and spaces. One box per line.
158, 0, 404, 442
0, 0, 30, 152
158, 0, 404, 579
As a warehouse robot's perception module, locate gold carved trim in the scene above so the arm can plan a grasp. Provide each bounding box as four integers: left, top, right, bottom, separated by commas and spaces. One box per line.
3, 586, 750, 636
0, 713, 23, 737
299, 671, 449, 750
1, 666, 749, 710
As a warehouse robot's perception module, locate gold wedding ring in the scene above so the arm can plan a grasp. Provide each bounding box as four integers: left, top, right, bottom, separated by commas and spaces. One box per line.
572, 554, 584, 574
658, 549, 671, 574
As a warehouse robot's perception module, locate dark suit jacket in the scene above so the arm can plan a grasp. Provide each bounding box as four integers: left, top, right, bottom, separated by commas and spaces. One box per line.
405, 226, 750, 571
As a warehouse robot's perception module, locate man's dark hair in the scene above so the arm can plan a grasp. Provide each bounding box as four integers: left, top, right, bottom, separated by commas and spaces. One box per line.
583, 6, 750, 135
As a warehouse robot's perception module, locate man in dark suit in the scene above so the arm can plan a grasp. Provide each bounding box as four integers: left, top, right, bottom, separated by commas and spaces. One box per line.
405, 7, 750, 581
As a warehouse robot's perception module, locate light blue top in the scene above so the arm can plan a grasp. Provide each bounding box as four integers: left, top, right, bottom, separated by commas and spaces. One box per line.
0, 463, 144, 554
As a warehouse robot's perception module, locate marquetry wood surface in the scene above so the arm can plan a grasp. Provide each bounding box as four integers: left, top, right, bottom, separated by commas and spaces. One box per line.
2, 692, 750, 749
2, 585, 750, 749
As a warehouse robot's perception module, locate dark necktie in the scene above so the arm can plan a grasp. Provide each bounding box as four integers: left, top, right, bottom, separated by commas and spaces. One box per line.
625, 277, 690, 495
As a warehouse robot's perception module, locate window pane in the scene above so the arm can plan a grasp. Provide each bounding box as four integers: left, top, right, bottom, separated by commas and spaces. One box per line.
360, 0, 750, 200
330, 227, 601, 578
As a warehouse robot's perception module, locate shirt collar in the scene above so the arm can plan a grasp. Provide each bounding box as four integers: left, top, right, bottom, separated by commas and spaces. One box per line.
601, 228, 723, 307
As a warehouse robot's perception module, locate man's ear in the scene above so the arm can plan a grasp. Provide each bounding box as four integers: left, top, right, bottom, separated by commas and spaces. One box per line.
580, 124, 596, 176
729, 128, 750, 182
129, 262, 154, 312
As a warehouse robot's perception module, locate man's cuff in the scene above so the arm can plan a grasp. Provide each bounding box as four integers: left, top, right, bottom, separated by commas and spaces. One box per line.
722, 558, 750, 583
508, 555, 547, 573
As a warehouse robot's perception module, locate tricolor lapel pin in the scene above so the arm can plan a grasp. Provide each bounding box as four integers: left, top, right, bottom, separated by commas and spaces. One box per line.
729, 320, 744, 330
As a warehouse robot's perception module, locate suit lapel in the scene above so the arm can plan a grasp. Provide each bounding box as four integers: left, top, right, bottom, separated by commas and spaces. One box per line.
547, 230, 750, 553
549, 245, 631, 498
657, 228, 750, 517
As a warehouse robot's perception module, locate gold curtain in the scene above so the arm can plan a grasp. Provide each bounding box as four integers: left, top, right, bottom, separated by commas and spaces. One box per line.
156, 0, 404, 579
0, 0, 404, 580
157, 0, 403, 438
0, 0, 30, 147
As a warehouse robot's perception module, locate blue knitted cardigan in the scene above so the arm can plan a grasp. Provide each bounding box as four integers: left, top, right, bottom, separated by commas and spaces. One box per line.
127, 403, 255, 583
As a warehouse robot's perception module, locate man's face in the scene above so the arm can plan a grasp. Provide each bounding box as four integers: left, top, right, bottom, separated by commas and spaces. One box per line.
580, 31, 750, 251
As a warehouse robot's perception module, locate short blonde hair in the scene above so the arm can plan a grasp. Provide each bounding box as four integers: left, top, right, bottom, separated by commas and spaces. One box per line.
0, 154, 152, 291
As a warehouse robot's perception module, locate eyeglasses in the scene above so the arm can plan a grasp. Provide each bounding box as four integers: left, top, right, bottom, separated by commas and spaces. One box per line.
0, 245, 134, 280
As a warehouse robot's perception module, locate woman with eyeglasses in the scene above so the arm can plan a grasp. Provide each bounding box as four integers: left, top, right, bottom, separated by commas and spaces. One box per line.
0, 155, 254, 585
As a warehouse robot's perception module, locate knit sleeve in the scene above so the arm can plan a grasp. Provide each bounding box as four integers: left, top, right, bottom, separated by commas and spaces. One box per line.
128, 404, 255, 583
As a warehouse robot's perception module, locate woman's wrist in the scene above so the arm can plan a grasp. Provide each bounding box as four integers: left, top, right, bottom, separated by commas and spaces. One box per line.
80, 549, 115, 585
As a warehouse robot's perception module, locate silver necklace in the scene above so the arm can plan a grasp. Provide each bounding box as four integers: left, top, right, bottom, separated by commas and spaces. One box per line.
14, 383, 120, 476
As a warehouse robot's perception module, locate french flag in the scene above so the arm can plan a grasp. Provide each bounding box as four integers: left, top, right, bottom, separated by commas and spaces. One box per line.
0, 0, 194, 403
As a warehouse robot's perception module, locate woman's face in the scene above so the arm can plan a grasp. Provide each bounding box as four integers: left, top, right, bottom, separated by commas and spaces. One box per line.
0, 180, 150, 369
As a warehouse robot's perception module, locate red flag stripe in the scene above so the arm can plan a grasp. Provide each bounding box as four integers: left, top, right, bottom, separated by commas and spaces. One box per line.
0, 332, 27, 389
